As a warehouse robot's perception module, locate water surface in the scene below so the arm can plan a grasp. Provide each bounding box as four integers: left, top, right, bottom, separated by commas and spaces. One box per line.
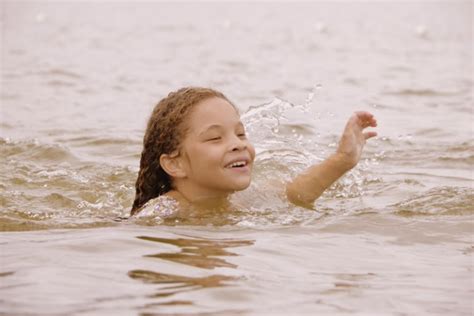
1, 2, 472, 315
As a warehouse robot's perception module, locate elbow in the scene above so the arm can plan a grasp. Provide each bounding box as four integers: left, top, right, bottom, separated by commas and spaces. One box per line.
285, 182, 316, 209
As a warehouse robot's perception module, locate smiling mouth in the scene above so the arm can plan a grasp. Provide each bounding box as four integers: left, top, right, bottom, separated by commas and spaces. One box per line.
225, 160, 248, 169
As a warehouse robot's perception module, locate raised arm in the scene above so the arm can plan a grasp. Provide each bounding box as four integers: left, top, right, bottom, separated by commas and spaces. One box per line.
285, 111, 378, 208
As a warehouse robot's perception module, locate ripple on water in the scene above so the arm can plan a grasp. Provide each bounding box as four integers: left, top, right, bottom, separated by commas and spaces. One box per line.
391, 186, 474, 216
1, 138, 78, 164
378, 140, 474, 171
383, 88, 463, 97
126, 235, 252, 311
37, 68, 84, 79
0, 138, 136, 231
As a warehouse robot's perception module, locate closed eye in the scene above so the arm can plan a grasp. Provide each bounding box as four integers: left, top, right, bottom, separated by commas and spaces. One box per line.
206, 137, 221, 142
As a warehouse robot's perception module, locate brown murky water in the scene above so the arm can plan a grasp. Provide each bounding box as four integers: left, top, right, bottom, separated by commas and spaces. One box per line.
1, 2, 473, 315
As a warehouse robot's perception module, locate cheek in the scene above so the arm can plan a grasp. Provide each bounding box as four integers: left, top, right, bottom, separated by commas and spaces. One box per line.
191, 145, 224, 167
248, 143, 256, 161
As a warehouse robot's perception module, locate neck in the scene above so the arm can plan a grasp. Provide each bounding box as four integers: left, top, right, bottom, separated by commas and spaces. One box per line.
167, 186, 231, 210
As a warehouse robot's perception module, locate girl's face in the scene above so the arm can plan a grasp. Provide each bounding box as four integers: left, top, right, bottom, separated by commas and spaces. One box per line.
177, 97, 255, 198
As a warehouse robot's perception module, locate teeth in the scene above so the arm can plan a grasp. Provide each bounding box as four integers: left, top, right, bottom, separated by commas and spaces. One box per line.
228, 161, 246, 168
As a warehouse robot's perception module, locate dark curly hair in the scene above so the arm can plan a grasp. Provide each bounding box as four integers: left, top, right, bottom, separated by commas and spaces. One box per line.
131, 87, 232, 215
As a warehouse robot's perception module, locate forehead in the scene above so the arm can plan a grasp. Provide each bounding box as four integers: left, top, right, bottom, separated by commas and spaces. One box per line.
186, 97, 241, 130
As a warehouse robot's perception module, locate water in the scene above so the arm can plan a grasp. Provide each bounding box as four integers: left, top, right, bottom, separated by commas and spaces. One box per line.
1, 1, 473, 315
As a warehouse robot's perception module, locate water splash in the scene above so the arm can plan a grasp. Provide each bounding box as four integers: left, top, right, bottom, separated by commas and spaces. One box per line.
240, 86, 382, 206
304, 84, 323, 108
241, 86, 323, 158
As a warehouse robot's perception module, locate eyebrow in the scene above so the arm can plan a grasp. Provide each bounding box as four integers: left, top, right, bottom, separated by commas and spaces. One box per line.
198, 122, 244, 137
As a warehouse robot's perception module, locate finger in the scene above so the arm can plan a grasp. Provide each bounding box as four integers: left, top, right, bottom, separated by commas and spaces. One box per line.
354, 111, 377, 128
360, 118, 377, 129
365, 118, 377, 128
364, 131, 377, 139
355, 111, 374, 120
363, 117, 377, 128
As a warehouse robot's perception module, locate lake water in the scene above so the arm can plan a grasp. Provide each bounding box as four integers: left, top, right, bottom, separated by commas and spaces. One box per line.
1, 1, 473, 315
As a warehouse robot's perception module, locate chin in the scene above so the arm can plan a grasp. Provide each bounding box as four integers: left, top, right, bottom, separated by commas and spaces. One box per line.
220, 170, 252, 192
231, 179, 252, 191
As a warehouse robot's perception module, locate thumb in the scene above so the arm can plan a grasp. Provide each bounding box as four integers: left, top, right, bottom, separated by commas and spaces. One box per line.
364, 131, 377, 139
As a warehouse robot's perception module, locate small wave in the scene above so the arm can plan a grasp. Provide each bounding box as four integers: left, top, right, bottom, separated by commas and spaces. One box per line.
378, 141, 474, 170
391, 186, 474, 216
42, 193, 78, 209
47, 68, 83, 79
153, 24, 195, 32
36, 68, 83, 79
438, 155, 474, 165
46, 80, 77, 87
1, 93, 19, 100
383, 88, 462, 97
48, 135, 142, 163
445, 141, 474, 152
414, 128, 450, 137
0, 153, 136, 231
385, 65, 415, 74
0, 122, 15, 129
53, 133, 141, 145
342, 77, 366, 86
0, 138, 78, 163
66, 136, 140, 147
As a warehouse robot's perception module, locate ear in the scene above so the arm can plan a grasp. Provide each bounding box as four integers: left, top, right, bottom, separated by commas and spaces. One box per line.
160, 153, 187, 179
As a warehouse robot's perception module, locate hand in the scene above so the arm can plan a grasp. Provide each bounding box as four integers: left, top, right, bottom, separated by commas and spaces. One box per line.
334, 111, 378, 171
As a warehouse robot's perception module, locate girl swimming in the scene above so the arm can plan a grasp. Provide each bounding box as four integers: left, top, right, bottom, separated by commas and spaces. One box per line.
131, 87, 377, 215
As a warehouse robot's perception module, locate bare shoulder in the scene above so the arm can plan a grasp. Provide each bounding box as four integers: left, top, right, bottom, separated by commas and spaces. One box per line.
135, 193, 181, 218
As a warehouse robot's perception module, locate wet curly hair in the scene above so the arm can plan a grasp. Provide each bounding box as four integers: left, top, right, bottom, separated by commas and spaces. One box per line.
131, 87, 232, 215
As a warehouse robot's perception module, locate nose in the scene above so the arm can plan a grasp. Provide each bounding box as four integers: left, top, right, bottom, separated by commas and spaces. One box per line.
230, 136, 247, 152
